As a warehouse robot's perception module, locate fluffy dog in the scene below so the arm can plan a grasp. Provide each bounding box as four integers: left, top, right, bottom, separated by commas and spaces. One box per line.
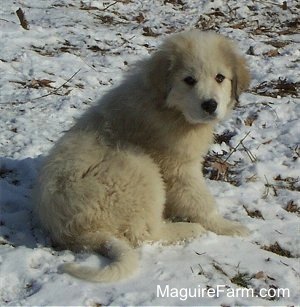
33, 30, 250, 282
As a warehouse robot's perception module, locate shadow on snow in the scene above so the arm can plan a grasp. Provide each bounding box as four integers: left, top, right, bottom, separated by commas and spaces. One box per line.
0, 156, 49, 249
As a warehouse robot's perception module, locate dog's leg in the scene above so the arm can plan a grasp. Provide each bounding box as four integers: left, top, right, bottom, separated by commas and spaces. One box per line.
152, 221, 206, 244
163, 161, 249, 236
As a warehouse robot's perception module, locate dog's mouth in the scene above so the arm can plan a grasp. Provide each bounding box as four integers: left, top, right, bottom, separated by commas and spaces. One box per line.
203, 114, 218, 121
183, 111, 218, 125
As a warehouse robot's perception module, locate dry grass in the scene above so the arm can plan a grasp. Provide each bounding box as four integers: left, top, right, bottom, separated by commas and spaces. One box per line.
284, 200, 300, 214
262, 242, 293, 258
203, 132, 257, 186
243, 205, 264, 219
251, 79, 299, 98
230, 271, 252, 288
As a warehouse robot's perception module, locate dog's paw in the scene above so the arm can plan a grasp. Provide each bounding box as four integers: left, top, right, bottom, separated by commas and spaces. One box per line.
157, 222, 207, 244
222, 221, 250, 237
210, 218, 250, 237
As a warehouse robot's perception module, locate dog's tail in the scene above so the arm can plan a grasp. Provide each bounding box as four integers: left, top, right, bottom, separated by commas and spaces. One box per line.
61, 235, 138, 283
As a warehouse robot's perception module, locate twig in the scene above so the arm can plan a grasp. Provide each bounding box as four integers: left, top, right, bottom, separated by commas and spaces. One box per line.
194, 251, 206, 256
280, 260, 289, 266
0, 18, 16, 23
243, 204, 265, 220
224, 131, 251, 163
212, 261, 229, 277
252, 0, 287, 9
241, 142, 257, 162
103, 1, 118, 11
16, 8, 29, 30
0, 69, 82, 105
263, 175, 271, 199
31, 69, 81, 101
198, 263, 205, 275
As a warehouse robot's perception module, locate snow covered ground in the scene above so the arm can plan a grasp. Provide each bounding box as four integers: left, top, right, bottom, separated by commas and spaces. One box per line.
0, 0, 299, 305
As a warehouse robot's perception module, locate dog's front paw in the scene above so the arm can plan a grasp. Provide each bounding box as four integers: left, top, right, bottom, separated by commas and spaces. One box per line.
222, 221, 250, 237
210, 218, 250, 237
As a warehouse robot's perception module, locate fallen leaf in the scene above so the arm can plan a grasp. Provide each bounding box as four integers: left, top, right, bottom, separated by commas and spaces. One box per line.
135, 12, 145, 23
282, 1, 288, 10
143, 27, 159, 37
254, 271, 267, 280
244, 113, 258, 126
264, 40, 290, 48
284, 200, 299, 213
243, 205, 265, 219
231, 22, 247, 29
262, 242, 292, 258
29, 79, 55, 88
214, 130, 235, 145
16, 8, 29, 30
264, 49, 280, 57
211, 161, 229, 176
164, 0, 185, 5
262, 139, 272, 145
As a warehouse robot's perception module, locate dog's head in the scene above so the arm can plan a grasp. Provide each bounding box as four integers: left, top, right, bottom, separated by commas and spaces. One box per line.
144, 30, 250, 124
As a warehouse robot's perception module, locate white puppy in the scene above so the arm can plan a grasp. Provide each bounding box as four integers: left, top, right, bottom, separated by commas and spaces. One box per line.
33, 30, 251, 282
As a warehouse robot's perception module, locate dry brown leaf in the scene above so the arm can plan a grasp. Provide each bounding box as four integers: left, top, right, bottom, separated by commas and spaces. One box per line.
265, 40, 290, 48
29, 79, 55, 88
264, 49, 280, 57
16, 8, 29, 30
285, 200, 299, 213
164, 0, 185, 5
211, 161, 229, 176
262, 139, 272, 145
254, 271, 267, 280
231, 22, 247, 29
244, 113, 258, 126
282, 1, 288, 10
135, 13, 145, 24
243, 205, 265, 219
251, 79, 299, 98
214, 131, 235, 145
262, 242, 292, 258
143, 27, 159, 37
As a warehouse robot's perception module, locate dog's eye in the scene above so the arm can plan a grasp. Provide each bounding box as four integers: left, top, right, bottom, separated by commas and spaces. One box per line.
215, 74, 225, 83
183, 76, 197, 86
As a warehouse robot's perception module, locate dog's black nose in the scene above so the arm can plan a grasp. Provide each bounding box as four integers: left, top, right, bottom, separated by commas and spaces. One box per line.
201, 99, 218, 114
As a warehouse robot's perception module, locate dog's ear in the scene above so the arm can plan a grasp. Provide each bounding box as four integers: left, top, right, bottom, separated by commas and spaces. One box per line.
143, 49, 175, 101
231, 54, 251, 103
